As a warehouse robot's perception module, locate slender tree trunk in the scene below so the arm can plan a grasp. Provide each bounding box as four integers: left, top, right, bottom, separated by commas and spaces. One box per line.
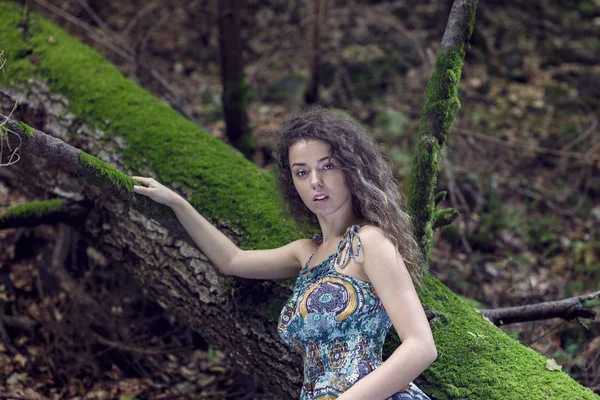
218, 0, 253, 159
304, 0, 326, 104
407, 0, 479, 271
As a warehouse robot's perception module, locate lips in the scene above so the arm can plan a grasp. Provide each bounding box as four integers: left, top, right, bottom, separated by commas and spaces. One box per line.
313, 193, 329, 201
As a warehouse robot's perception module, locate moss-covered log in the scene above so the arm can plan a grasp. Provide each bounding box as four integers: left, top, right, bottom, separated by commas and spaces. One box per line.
0, 2, 598, 399
0, 198, 89, 229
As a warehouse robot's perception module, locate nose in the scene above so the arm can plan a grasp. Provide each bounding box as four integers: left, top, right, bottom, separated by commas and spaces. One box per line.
310, 169, 323, 189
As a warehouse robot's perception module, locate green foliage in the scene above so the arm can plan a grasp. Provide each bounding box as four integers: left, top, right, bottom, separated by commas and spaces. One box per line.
466, 175, 521, 251
199, 104, 223, 123
582, 37, 600, 55
375, 107, 407, 143
470, 106, 500, 130
524, 213, 562, 253
577, 1, 596, 16
572, 240, 600, 276
565, 279, 585, 297
265, 74, 306, 102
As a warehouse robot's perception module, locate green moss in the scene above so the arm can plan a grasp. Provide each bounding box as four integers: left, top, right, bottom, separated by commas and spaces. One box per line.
416, 275, 599, 399
408, 48, 466, 266
465, 1, 479, 39
78, 152, 134, 194
0, 198, 64, 221
17, 121, 35, 136
0, 1, 300, 250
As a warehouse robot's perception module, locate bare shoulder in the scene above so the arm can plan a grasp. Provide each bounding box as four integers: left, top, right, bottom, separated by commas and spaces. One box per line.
358, 224, 387, 239
357, 225, 395, 258
357, 225, 407, 276
292, 237, 318, 259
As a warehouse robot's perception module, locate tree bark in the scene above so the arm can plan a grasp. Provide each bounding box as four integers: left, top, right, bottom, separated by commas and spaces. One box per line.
0, 2, 598, 399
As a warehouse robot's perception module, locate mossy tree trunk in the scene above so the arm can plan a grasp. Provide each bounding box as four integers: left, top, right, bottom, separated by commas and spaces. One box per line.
218, 0, 253, 159
0, 2, 598, 399
408, 0, 479, 272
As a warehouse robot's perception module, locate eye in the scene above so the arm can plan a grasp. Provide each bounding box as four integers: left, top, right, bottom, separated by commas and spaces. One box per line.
296, 170, 307, 177
323, 163, 334, 170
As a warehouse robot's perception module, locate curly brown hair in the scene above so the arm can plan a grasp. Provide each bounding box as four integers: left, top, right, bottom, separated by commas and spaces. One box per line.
272, 105, 425, 288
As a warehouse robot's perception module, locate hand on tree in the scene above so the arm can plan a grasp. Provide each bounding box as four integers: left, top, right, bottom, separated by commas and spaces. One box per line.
131, 176, 182, 207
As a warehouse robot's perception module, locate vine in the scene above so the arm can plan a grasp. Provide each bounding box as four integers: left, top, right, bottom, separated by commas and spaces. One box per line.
0, 49, 22, 167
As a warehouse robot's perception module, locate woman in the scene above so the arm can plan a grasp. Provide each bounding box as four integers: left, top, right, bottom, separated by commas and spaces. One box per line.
132, 106, 437, 399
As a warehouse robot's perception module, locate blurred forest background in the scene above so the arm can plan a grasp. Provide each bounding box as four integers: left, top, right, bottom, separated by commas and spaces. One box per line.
0, 0, 599, 398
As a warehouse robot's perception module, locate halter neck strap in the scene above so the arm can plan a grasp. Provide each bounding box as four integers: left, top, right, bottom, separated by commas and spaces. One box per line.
334, 224, 363, 269
307, 224, 363, 269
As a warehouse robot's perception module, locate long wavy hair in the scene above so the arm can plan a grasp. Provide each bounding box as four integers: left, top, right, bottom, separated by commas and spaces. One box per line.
272, 105, 425, 288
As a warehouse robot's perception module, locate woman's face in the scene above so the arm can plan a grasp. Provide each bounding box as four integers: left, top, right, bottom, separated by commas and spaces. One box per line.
288, 139, 352, 219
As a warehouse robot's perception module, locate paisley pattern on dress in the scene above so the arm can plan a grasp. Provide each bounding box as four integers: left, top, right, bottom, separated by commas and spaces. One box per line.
278, 224, 431, 400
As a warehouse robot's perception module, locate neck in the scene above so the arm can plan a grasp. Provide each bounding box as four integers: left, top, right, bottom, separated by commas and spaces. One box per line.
316, 209, 364, 244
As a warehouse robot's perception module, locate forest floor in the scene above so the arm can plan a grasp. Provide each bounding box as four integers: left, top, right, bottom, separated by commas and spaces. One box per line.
1, 0, 599, 399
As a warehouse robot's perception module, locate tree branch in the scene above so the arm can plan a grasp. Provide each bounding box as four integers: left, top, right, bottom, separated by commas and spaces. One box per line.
0, 113, 184, 235
480, 290, 600, 326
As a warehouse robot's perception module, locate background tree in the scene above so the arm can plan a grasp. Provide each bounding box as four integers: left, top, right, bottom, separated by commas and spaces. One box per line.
218, 0, 253, 159
304, 0, 327, 104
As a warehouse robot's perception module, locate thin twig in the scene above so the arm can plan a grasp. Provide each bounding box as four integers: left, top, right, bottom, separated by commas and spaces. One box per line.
31, 0, 134, 60
74, 0, 132, 53
30, 0, 195, 122
560, 117, 598, 152
442, 149, 473, 254
122, 0, 162, 39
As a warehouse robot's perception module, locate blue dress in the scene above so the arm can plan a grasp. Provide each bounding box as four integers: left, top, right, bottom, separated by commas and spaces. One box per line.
277, 224, 431, 399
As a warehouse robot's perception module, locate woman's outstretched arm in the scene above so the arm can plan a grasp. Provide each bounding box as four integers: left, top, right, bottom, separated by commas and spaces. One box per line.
131, 176, 307, 279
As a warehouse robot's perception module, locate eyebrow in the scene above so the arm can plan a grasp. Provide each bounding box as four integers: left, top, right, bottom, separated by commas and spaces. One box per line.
291, 156, 331, 168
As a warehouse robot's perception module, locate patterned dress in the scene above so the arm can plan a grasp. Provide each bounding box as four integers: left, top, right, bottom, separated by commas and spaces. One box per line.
277, 224, 431, 400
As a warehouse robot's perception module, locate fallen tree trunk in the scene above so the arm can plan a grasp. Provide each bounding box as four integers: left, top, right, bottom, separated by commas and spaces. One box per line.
0, 2, 598, 399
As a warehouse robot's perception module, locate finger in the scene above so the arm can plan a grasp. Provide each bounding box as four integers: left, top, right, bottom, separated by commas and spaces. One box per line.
133, 185, 148, 194
131, 176, 151, 185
